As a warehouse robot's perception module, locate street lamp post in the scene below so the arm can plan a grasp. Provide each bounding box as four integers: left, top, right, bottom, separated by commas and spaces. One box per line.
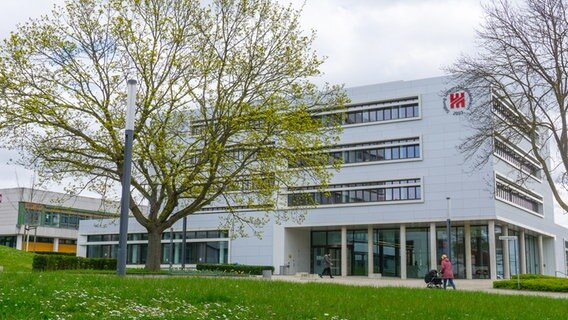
446, 197, 452, 261
169, 228, 174, 271
117, 79, 137, 276
181, 216, 187, 270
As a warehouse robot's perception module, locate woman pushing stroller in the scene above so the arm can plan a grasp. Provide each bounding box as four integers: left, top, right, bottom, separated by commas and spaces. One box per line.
440, 254, 456, 290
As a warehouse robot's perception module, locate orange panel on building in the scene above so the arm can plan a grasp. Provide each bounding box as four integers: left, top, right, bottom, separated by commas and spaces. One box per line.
58, 244, 77, 254
22, 242, 53, 253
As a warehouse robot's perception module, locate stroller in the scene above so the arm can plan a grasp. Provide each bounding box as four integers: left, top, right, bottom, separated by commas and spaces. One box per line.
424, 269, 443, 288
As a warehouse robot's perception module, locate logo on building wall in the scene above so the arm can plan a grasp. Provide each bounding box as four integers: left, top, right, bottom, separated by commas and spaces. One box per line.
443, 86, 472, 115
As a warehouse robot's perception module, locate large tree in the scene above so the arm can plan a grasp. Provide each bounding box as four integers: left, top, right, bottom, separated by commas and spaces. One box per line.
448, 0, 568, 213
0, 0, 346, 270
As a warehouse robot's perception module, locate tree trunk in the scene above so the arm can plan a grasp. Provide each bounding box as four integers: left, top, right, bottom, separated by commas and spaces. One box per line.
145, 228, 163, 271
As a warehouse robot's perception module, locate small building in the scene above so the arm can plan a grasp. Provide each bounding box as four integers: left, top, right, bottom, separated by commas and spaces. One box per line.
0, 187, 118, 254
76, 75, 568, 279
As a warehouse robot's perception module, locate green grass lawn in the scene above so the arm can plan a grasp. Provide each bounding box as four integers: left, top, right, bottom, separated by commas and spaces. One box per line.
0, 272, 567, 320
0, 246, 567, 319
0, 245, 34, 272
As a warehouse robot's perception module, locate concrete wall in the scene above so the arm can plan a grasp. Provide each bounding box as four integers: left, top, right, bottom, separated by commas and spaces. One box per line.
283, 228, 311, 274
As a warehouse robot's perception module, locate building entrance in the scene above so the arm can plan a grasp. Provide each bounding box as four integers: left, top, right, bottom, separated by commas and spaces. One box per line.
311, 246, 341, 276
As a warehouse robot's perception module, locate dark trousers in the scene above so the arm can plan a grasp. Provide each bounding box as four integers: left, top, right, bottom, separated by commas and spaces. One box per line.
321, 267, 333, 278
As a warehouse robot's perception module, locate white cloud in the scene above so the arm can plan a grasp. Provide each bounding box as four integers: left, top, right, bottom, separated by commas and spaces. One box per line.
1, 0, 565, 229
0, 0, 64, 39
281, 0, 483, 86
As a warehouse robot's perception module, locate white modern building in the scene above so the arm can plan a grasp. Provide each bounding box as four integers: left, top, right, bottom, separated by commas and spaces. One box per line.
78, 76, 568, 279
0, 187, 118, 253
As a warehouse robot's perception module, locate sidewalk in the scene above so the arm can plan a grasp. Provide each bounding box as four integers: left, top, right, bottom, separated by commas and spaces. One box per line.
270, 275, 568, 299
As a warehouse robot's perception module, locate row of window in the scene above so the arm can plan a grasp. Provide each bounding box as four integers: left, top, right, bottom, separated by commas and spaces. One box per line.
22, 236, 55, 243
329, 144, 420, 165
21, 211, 96, 230
311, 226, 492, 279
87, 230, 229, 242
60, 239, 77, 245
344, 103, 420, 124
19, 201, 114, 230
289, 179, 421, 192
288, 185, 422, 206
492, 99, 540, 142
191, 117, 266, 136
193, 98, 421, 134
290, 138, 421, 168
494, 139, 540, 178
495, 177, 542, 214
316, 102, 420, 127
0, 236, 17, 248
197, 205, 272, 213
86, 241, 228, 265
226, 175, 275, 192
329, 138, 420, 150
288, 179, 422, 206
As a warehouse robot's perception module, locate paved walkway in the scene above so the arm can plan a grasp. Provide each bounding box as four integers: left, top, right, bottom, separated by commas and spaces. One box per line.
270, 275, 568, 299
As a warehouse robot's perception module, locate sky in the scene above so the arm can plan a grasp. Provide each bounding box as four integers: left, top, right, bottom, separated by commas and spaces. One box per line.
0, 0, 566, 225
0, 0, 484, 185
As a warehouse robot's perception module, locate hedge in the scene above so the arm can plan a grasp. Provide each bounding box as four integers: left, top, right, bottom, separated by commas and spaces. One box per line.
32, 251, 75, 256
196, 263, 274, 275
33, 254, 117, 271
517, 274, 555, 280
493, 274, 568, 292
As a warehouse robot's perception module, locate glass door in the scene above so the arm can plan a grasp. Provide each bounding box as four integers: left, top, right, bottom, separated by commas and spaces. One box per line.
311, 246, 342, 276
311, 247, 326, 275
330, 247, 341, 276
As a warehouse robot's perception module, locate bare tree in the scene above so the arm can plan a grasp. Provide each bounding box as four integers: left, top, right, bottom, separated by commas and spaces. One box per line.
447, 0, 568, 212
0, 0, 347, 270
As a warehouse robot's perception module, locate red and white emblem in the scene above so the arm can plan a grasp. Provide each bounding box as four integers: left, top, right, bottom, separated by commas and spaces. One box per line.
443, 86, 471, 115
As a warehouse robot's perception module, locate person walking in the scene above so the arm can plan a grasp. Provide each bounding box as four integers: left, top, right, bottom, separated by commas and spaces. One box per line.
319, 251, 334, 278
440, 254, 456, 289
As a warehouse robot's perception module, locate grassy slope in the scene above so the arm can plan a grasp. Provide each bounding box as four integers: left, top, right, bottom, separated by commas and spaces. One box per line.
0, 273, 567, 320
0, 245, 33, 272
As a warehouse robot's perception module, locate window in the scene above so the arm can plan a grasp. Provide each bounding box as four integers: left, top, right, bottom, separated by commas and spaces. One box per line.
59, 239, 77, 245
313, 96, 420, 127
492, 99, 540, 143
19, 202, 115, 230
292, 138, 422, 168
494, 137, 541, 178
287, 178, 422, 207
495, 175, 543, 214
0, 236, 16, 248
197, 204, 270, 213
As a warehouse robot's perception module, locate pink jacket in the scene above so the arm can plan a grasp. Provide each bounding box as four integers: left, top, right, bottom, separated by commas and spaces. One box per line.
441, 258, 454, 279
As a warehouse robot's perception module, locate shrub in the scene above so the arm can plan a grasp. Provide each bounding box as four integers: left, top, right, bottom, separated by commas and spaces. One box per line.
32, 255, 47, 271
33, 251, 75, 256
517, 274, 555, 280
196, 263, 274, 275
32, 254, 116, 271
493, 275, 568, 292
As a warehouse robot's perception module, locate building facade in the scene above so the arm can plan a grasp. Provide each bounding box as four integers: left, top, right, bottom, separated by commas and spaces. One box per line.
78, 76, 568, 279
0, 188, 117, 253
